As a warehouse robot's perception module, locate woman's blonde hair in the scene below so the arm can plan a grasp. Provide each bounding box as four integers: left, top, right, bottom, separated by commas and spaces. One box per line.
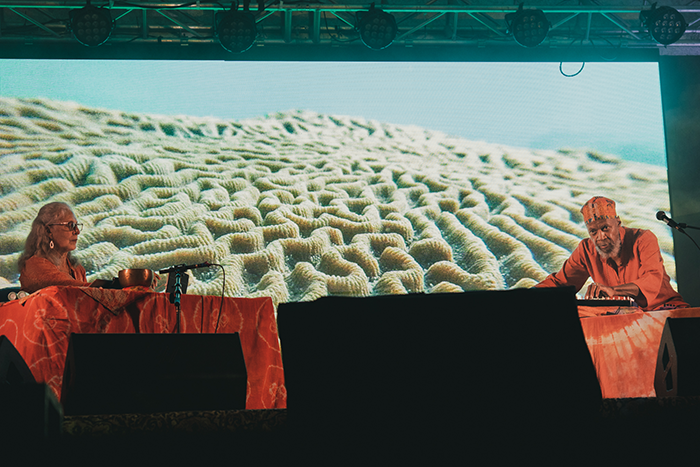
18, 202, 79, 272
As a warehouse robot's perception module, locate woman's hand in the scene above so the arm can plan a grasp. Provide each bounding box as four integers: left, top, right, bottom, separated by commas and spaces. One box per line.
90, 278, 121, 289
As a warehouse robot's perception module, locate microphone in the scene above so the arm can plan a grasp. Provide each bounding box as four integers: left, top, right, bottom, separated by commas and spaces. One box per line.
656, 211, 685, 232
159, 262, 212, 275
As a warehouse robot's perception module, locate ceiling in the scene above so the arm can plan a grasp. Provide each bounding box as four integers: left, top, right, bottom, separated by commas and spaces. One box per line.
0, 1, 699, 60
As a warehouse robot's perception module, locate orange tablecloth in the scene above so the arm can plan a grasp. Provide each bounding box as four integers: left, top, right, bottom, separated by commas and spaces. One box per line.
0, 286, 286, 409
4, 286, 694, 406
580, 307, 700, 398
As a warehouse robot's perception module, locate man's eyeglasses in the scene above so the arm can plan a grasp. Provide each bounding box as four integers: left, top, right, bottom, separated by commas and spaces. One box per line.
48, 221, 83, 233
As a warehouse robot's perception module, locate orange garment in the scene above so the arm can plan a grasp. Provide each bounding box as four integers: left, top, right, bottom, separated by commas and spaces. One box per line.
537, 226, 688, 311
19, 255, 89, 293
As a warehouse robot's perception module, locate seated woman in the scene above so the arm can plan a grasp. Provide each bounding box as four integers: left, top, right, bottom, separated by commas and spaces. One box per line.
18, 202, 112, 293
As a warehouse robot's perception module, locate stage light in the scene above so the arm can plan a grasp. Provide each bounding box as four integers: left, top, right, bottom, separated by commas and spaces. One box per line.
215, 5, 257, 54
505, 3, 550, 48
357, 3, 397, 50
640, 3, 686, 46
69, 2, 114, 47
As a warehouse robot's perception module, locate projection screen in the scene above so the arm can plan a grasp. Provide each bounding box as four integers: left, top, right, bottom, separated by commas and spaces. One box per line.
0, 60, 673, 305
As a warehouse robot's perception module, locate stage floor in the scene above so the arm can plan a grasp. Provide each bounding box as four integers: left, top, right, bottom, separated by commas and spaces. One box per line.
53, 398, 700, 464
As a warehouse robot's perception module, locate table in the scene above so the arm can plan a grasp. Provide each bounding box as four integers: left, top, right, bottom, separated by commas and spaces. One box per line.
0, 286, 286, 409
580, 307, 700, 398
3, 286, 697, 405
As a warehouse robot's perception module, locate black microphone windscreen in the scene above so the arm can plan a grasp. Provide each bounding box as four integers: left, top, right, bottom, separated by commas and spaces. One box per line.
656, 211, 666, 221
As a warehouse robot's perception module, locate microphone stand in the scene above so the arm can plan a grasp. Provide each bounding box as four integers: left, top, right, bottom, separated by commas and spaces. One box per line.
168, 269, 185, 334
160, 262, 211, 334
674, 222, 700, 253
675, 223, 700, 231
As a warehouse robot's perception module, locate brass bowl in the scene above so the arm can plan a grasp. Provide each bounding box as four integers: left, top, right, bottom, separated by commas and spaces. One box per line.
118, 268, 154, 289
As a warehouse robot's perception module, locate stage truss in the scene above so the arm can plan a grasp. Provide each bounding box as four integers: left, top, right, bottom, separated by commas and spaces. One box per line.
0, 1, 699, 58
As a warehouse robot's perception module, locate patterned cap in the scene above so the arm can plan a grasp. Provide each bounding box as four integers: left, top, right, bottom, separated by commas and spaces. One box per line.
580, 196, 618, 225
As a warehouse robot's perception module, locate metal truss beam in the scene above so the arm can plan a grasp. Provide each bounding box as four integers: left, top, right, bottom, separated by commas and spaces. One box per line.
0, 2, 699, 52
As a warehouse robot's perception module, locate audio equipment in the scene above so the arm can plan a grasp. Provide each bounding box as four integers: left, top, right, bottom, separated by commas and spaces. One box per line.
61, 333, 247, 415
655, 317, 700, 397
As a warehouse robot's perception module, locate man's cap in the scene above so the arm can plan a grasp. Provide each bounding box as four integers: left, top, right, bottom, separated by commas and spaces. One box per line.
581, 196, 618, 225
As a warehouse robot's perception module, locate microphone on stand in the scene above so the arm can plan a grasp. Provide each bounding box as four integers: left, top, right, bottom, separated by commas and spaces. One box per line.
656, 211, 686, 233
159, 262, 212, 275
160, 262, 214, 331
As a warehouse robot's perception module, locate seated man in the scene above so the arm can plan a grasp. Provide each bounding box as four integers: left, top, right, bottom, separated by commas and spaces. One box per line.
537, 196, 689, 311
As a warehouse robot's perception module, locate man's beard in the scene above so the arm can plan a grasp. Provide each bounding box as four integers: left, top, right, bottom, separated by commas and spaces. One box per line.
595, 234, 621, 260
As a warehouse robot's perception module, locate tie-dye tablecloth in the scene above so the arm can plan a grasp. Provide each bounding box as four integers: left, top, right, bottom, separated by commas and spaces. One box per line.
581, 307, 700, 398
2, 285, 698, 407
0, 286, 286, 409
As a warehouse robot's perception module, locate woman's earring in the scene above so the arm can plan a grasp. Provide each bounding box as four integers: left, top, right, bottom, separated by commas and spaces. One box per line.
49, 240, 54, 249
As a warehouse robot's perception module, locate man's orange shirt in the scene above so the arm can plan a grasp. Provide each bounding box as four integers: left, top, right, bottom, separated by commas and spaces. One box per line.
537, 226, 688, 311
20, 255, 89, 293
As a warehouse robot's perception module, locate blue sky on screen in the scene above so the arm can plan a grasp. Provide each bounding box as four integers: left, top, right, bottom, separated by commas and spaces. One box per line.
0, 60, 666, 166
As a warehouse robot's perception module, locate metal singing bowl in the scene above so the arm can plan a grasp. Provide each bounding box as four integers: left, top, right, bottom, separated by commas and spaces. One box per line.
118, 268, 154, 288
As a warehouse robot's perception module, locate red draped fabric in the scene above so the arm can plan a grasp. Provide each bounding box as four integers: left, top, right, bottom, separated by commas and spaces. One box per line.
3, 286, 698, 408
580, 307, 700, 398
0, 286, 286, 409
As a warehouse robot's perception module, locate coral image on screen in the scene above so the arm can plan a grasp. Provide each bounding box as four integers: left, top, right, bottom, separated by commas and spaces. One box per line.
0, 60, 674, 305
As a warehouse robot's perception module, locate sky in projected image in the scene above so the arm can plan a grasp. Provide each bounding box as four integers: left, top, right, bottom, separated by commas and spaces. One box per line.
0, 60, 666, 166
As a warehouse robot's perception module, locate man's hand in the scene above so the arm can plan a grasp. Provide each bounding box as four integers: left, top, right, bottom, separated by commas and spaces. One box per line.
584, 282, 643, 303
585, 282, 617, 299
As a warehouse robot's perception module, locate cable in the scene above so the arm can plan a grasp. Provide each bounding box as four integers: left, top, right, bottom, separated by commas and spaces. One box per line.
111, 1, 211, 9
323, 11, 342, 41
560, 61, 585, 77
200, 294, 205, 331
213, 264, 226, 333
559, 38, 585, 78
587, 36, 620, 61
323, 11, 360, 43
557, 32, 626, 78
681, 230, 700, 253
